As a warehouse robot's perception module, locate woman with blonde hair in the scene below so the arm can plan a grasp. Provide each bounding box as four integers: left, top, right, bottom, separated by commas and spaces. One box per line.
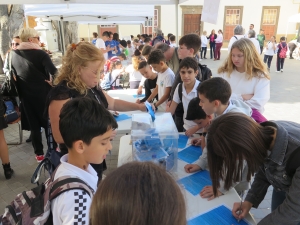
217, 38, 270, 123
125, 56, 143, 89
90, 161, 186, 225
47, 42, 147, 181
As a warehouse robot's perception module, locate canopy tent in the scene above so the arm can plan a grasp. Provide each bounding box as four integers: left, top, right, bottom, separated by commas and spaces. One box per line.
285, 13, 300, 40
9, 0, 185, 4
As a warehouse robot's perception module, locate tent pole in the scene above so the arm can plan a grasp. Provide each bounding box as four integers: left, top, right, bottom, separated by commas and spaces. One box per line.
297, 24, 300, 42
147, 18, 149, 35
88, 23, 91, 42
285, 22, 289, 39
175, 0, 179, 43
59, 19, 66, 55
25, 15, 29, 28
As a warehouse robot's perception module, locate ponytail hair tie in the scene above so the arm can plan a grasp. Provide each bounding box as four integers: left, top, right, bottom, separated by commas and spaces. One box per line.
71, 43, 77, 52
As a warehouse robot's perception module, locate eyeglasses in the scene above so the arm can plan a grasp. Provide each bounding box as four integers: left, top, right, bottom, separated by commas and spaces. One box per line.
11, 43, 20, 46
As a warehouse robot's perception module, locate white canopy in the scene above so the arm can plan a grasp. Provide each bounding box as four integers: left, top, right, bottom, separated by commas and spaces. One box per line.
12, 0, 180, 4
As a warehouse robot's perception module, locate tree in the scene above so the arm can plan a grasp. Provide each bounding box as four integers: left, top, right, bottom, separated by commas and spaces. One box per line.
0, 4, 24, 74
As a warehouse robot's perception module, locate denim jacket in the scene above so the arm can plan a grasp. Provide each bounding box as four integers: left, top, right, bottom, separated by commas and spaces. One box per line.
245, 121, 300, 225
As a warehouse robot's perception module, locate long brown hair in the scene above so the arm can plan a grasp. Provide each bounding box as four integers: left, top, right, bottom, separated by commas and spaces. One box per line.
206, 112, 274, 196
54, 42, 105, 94
90, 161, 186, 225
218, 38, 270, 80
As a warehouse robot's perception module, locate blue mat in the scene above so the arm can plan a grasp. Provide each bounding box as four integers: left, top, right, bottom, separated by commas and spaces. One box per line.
177, 170, 212, 196
114, 114, 131, 122
188, 205, 249, 225
178, 134, 189, 148
178, 145, 202, 163
133, 94, 145, 98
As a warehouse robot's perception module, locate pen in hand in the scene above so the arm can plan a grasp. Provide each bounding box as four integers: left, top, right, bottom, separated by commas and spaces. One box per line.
237, 192, 244, 222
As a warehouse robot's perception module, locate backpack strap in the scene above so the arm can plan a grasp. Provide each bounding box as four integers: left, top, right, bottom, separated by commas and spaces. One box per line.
178, 83, 183, 103
49, 176, 95, 201
286, 146, 300, 177
234, 35, 238, 40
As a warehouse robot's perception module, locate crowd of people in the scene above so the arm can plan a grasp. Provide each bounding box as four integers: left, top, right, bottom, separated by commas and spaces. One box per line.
0, 24, 299, 225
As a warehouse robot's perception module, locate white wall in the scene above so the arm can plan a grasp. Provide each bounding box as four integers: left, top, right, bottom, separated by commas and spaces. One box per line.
118, 25, 141, 38
78, 24, 98, 41
160, 5, 177, 36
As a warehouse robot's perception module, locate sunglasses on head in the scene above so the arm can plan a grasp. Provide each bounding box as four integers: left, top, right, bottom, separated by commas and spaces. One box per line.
11, 43, 20, 46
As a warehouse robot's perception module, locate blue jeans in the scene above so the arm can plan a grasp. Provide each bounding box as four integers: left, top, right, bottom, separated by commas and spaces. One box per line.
263, 55, 273, 69
201, 47, 207, 59
209, 42, 215, 59
276, 55, 285, 71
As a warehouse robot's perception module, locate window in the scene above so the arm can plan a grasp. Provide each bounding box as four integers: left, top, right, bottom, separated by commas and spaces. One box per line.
100, 25, 116, 27
262, 9, 277, 25
145, 9, 158, 27
225, 9, 240, 25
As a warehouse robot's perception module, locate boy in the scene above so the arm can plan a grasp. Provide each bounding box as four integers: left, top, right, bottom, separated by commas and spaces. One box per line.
136, 61, 158, 104
127, 40, 134, 60
91, 32, 98, 45
147, 49, 175, 111
184, 77, 251, 199
257, 29, 265, 55
166, 57, 202, 136
51, 98, 118, 224
169, 35, 177, 47
96, 31, 113, 60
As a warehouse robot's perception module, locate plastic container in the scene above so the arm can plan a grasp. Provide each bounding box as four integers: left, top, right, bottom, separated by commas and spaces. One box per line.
131, 112, 179, 172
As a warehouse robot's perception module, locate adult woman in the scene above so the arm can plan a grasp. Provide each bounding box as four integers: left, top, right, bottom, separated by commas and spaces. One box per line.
90, 161, 186, 225
207, 112, 300, 225
263, 36, 276, 71
125, 56, 143, 89
11, 28, 57, 162
248, 29, 261, 54
3, 36, 21, 75
214, 29, 223, 60
207, 29, 217, 59
217, 38, 270, 123
47, 42, 147, 181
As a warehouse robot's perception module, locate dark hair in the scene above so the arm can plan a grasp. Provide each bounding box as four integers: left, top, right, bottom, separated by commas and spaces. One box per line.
155, 43, 170, 53
113, 33, 119, 41
90, 161, 186, 225
167, 33, 173, 40
149, 34, 153, 38
130, 35, 134, 39
138, 44, 144, 51
137, 34, 141, 38
169, 35, 175, 42
110, 60, 122, 72
207, 112, 274, 196
179, 34, 201, 54
280, 36, 286, 41
80, 38, 85, 42
92, 32, 98, 38
127, 40, 131, 45
218, 29, 223, 34
147, 49, 166, 64
178, 57, 198, 72
59, 98, 118, 149
250, 24, 254, 27
197, 77, 231, 104
120, 40, 127, 48
138, 60, 149, 70
141, 45, 152, 56
186, 97, 207, 120
144, 37, 151, 43
141, 34, 147, 39
134, 49, 141, 56
102, 31, 109, 37
118, 53, 127, 60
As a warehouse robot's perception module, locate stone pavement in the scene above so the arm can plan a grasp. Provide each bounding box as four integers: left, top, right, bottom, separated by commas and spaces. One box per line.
1, 51, 299, 223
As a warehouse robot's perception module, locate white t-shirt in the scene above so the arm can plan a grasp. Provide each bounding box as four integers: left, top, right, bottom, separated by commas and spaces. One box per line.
111, 68, 123, 86
156, 67, 175, 109
170, 43, 177, 48
249, 37, 261, 54
173, 80, 201, 131
217, 69, 270, 113
265, 41, 276, 56
125, 64, 143, 82
227, 35, 244, 53
51, 154, 98, 225
201, 35, 208, 47
215, 33, 223, 43
95, 38, 108, 60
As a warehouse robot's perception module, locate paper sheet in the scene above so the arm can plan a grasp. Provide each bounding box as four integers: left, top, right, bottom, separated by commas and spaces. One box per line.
177, 170, 212, 196
114, 114, 131, 122
178, 145, 202, 163
178, 134, 189, 148
188, 205, 249, 225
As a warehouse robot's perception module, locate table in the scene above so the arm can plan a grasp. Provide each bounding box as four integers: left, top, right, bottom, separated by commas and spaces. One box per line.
107, 89, 145, 103
118, 135, 256, 224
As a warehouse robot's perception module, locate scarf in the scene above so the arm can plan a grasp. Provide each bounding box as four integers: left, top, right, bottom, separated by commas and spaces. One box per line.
17, 42, 41, 50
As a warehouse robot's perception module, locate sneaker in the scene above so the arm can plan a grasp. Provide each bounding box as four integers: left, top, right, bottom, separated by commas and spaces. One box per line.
281, 69, 283, 72
35, 155, 45, 163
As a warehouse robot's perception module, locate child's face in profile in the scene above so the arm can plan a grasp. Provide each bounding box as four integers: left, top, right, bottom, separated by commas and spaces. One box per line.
193, 115, 212, 129
139, 65, 154, 79
199, 94, 217, 115
150, 61, 164, 73
179, 67, 198, 85
83, 128, 113, 165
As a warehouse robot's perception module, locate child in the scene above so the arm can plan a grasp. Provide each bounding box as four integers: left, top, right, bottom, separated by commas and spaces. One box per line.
167, 57, 202, 136
136, 61, 158, 104
169, 35, 177, 47
184, 77, 251, 199
90, 161, 186, 225
147, 49, 175, 111
127, 40, 134, 61
263, 36, 276, 71
125, 56, 143, 89
276, 36, 288, 72
200, 31, 208, 59
51, 97, 118, 224
110, 61, 124, 88
141, 45, 153, 60
217, 38, 270, 123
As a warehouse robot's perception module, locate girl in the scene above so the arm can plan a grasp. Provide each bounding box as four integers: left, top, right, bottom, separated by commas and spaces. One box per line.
263, 36, 276, 71
125, 56, 143, 89
276, 36, 288, 72
90, 161, 186, 225
110, 60, 124, 88
207, 29, 217, 59
200, 31, 208, 59
217, 38, 270, 123
206, 112, 300, 224
214, 29, 223, 60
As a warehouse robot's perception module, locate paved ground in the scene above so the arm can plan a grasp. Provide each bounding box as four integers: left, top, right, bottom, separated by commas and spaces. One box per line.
1, 50, 299, 223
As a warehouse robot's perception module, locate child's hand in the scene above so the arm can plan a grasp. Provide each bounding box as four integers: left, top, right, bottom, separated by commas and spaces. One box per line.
184, 164, 201, 173
191, 137, 201, 146
200, 186, 223, 200
137, 87, 143, 95
136, 99, 141, 104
